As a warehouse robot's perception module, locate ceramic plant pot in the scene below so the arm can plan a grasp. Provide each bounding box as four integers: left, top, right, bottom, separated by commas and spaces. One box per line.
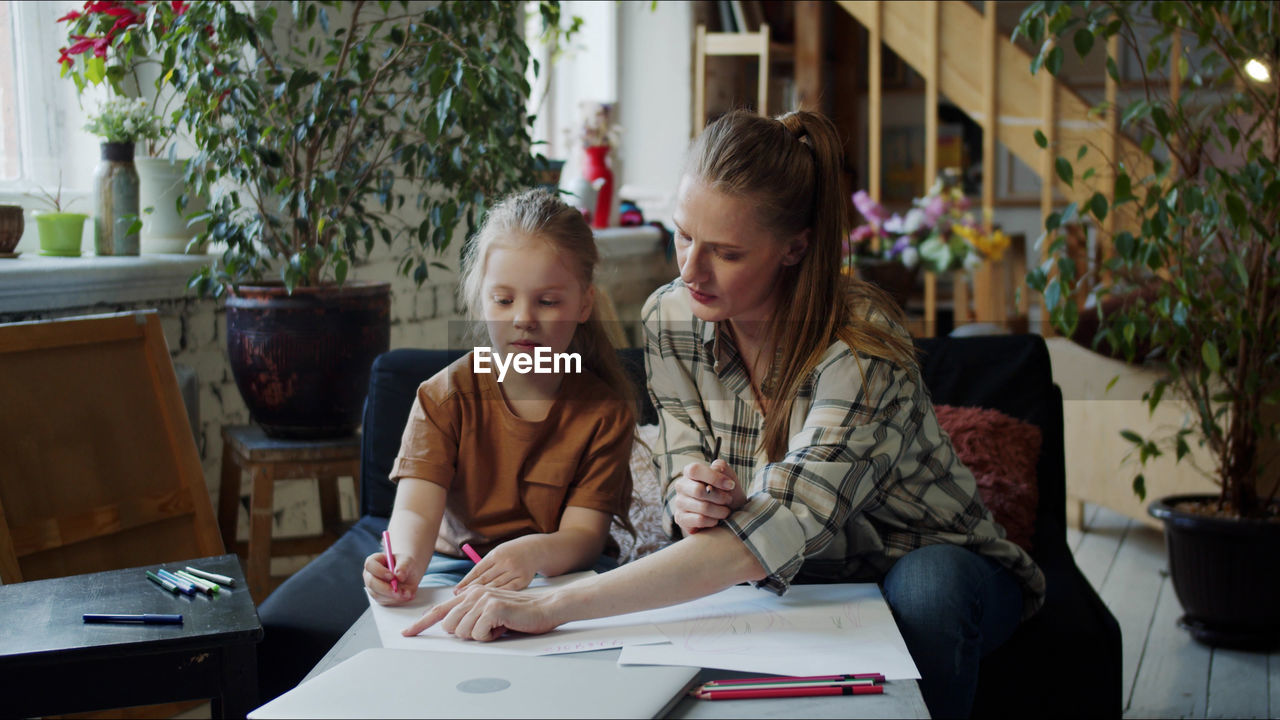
225, 281, 391, 439
1149, 494, 1280, 650
35, 213, 89, 257
93, 142, 140, 256
0, 205, 24, 255
136, 156, 206, 254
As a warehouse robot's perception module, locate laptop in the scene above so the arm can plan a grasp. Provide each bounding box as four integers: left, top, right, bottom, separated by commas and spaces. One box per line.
248, 648, 700, 719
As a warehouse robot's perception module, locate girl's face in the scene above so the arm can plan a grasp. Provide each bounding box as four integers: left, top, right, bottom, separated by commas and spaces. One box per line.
672, 174, 807, 326
481, 234, 594, 360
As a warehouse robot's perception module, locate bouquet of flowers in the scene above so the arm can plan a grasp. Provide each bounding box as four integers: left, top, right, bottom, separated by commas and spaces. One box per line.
848, 170, 1010, 274
575, 101, 622, 148
84, 96, 163, 144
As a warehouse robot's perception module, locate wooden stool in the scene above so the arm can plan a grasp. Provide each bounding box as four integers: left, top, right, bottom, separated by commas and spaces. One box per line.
218, 425, 361, 603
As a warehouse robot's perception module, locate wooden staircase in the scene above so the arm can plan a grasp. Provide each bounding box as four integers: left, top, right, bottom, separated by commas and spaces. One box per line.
837, 0, 1153, 330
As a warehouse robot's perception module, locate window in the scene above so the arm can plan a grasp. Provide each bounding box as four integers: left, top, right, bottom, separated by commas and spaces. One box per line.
524, 0, 618, 163
0, 1, 100, 199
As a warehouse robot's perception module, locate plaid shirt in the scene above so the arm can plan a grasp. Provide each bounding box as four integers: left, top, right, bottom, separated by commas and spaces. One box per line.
643, 280, 1046, 618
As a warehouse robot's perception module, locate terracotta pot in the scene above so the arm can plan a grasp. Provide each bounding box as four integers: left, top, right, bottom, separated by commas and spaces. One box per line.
1149, 494, 1280, 650
225, 281, 391, 439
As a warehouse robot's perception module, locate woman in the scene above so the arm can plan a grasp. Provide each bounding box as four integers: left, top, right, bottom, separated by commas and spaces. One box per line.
406, 110, 1046, 719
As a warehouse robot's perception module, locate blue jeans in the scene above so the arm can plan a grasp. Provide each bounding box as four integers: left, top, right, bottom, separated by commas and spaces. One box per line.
419, 552, 620, 587
881, 544, 1023, 719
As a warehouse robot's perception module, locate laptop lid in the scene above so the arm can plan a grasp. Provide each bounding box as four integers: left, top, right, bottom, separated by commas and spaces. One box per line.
248, 648, 700, 719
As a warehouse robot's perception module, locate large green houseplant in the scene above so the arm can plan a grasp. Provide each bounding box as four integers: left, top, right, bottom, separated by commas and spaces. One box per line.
1018, 1, 1279, 648
147, 0, 565, 437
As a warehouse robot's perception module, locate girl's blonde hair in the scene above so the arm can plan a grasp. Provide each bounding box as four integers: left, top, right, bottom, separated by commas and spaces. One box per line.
459, 187, 636, 534
686, 109, 917, 462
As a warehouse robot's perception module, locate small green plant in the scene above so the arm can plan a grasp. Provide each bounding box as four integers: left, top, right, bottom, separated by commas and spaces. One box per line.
26, 173, 80, 213
1017, 1, 1280, 519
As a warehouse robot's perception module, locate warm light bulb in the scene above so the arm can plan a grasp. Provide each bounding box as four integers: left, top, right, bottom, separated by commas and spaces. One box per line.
1245, 58, 1271, 82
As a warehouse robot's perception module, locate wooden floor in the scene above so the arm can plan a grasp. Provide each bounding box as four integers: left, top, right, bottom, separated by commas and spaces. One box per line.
1068, 503, 1279, 719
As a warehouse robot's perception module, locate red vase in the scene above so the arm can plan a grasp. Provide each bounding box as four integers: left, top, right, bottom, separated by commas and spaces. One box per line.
582, 144, 613, 229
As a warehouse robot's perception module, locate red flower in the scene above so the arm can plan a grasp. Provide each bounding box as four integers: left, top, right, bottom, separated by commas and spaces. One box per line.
172, 0, 188, 15
110, 14, 142, 32
56, 10, 83, 22
93, 37, 110, 58
65, 35, 97, 55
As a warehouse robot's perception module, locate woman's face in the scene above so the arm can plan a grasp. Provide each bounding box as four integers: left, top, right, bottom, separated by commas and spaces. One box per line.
481, 234, 593, 361
672, 174, 807, 327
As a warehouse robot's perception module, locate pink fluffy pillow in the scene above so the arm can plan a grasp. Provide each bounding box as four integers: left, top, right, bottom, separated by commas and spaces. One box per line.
934, 405, 1041, 552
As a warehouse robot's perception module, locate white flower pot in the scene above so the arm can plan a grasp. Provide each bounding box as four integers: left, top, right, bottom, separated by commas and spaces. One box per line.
136, 157, 205, 254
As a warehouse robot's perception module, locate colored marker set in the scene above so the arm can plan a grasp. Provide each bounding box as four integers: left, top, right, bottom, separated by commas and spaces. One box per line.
145, 565, 236, 597
82, 566, 237, 626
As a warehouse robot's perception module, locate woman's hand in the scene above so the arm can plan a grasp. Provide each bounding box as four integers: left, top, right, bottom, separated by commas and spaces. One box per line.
454, 536, 544, 593
671, 459, 746, 535
363, 550, 427, 605
403, 584, 562, 641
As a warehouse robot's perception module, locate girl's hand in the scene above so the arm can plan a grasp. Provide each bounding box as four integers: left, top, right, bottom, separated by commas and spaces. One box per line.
454, 536, 543, 593
671, 460, 746, 536
404, 584, 560, 641
363, 550, 427, 605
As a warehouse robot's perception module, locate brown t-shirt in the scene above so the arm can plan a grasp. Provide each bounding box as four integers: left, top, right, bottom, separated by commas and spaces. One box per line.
390, 352, 633, 557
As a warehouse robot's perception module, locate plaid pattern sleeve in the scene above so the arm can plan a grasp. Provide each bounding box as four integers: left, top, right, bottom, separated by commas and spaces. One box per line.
642, 283, 716, 540
642, 280, 1047, 617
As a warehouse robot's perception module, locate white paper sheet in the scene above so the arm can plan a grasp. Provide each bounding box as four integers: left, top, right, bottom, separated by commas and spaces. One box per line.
368, 571, 677, 656
617, 584, 922, 680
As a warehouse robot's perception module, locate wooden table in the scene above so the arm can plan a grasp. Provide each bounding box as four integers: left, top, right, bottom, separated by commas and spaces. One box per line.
0, 554, 263, 718
298, 608, 930, 719
219, 425, 361, 602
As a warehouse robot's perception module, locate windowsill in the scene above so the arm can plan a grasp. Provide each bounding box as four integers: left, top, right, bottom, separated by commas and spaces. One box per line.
0, 253, 213, 315
0, 226, 665, 316
593, 225, 665, 258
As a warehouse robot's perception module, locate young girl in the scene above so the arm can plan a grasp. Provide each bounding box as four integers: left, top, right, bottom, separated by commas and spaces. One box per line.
363, 188, 635, 604
405, 111, 1046, 720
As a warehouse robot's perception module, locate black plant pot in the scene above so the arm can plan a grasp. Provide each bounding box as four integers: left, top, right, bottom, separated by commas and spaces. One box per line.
1149, 494, 1280, 651
226, 281, 391, 439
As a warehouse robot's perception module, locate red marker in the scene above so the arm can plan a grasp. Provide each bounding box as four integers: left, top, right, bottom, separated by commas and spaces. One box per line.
382, 530, 399, 593
461, 543, 482, 564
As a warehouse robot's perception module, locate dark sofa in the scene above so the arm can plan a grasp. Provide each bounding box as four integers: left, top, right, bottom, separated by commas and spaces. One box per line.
256, 335, 1121, 718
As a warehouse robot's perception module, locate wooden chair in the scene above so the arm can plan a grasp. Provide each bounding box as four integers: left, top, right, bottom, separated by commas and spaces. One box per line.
0, 311, 222, 584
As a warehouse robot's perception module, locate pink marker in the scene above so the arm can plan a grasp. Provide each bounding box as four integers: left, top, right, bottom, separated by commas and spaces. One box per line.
382, 530, 399, 593
461, 543, 482, 564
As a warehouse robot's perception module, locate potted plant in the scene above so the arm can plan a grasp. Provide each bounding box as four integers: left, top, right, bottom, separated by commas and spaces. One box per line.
27, 179, 90, 258
1017, 1, 1280, 649
58, 0, 207, 254
142, 0, 564, 438
83, 96, 164, 256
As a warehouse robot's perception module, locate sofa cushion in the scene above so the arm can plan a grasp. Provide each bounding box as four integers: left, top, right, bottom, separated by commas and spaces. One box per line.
913, 335, 1066, 560
935, 405, 1041, 552
613, 425, 669, 563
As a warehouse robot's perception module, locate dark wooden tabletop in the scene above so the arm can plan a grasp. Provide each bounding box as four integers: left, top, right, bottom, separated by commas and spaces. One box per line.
0, 553, 262, 666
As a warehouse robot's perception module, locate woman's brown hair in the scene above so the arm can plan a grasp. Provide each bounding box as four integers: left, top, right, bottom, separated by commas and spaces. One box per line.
686, 109, 917, 461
